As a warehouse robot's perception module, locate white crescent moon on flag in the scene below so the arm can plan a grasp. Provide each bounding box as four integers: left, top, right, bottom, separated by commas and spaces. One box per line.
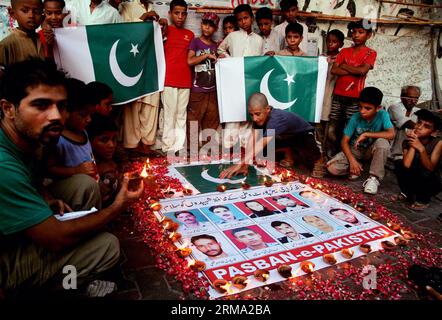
109, 39, 143, 87
201, 169, 246, 184
260, 69, 297, 110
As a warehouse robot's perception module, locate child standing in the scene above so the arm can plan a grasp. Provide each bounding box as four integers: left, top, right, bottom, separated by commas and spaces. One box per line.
394, 109, 442, 210
256, 7, 279, 56
40, 0, 66, 59
328, 19, 377, 157
277, 22, 306, 56
187, 12, 220, 150
87, 81, 114, 117
326, 87, 395, 195
222, 15, 238, 39
0, 0, 45, 66
46, 79, 101, 210
161, 0, 194, 154
217, 4, 263, 150
273, 0, 308, 54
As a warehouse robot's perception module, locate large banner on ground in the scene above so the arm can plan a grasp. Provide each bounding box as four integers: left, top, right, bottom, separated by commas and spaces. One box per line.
215, 56, 328, 123
158, 181, 399, 298
54, 21, 165, 105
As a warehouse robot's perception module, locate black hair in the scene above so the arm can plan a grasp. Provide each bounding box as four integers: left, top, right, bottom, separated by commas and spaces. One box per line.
279, 0, 298, 12
223, 15, 238, 29
43, 0, 65, 8
415, 109, 442, 131
285, 22, 303, 36
87, 114, 118, 140
174, 211, 194, 218
256, 7, 273, 22
327, 29, 345, 44
0, 58, 67, 107
270, 220, 291, 228
65, 78, 91, 112
231, 226, 254, 237
11, 0, 43, 9
359, 87, 383, 107
233, 4, 253, 19
347, 19, 373, 33
209, 205, 229, 212
170, 0, 187, 11
191, 234, 217, 244
86, 81, 113, 106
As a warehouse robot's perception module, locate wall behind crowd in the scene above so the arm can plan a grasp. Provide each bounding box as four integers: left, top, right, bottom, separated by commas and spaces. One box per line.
0, 0, 439, 108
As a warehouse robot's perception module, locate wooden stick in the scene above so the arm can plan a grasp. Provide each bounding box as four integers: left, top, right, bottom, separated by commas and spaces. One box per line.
380, 0, 442, 9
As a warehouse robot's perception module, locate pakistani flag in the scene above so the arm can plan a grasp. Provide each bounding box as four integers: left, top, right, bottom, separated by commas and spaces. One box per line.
215, 56, 328, 123
54, 21, 165, 105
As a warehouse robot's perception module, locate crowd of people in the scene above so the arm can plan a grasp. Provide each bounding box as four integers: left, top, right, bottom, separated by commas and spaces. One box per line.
0, 0, 441, 298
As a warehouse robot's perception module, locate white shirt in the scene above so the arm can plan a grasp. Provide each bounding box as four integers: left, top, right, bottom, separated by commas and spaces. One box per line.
217, 29, 264, 57
261, 30, 280, 55
67, 0, 122, 25
387, 102, 420, 160
273, 20, 309, 55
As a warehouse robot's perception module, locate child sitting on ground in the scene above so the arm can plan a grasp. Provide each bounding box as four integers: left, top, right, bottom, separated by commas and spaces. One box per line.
277, 22, 306, 56
393, 109, 442, 210
87, 81, 114, 116
88, 114, 121, 206
326, 87, 395, 195
46, 78, 101, 210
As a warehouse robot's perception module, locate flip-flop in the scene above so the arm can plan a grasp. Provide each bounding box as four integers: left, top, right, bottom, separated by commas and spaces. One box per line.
409, 202, 429, 211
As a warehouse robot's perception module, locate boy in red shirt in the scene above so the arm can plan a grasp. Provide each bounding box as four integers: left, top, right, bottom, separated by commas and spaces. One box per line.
328, 19, 377, 156
161, 0, 194, 154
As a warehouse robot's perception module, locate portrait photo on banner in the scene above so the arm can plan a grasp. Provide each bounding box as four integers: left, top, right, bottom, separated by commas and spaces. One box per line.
294, 212, 348, 239
234, 198, 281, 219
264, 194, 310, 214
165, 209, 216, 236
261, 217, 319, 249
224, 225, 283, 259
292, 189, 336, 208
187, 232, 245, 268
199, 203, 251, 228
327, 207, 375, 231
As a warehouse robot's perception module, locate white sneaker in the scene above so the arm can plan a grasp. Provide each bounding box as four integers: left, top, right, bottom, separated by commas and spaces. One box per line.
363, 176, 380, 194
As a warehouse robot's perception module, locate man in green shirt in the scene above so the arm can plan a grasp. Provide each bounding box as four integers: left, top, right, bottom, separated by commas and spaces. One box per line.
0, 59, 144, 297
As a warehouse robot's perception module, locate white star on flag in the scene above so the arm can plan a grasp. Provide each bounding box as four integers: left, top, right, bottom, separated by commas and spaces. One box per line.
130, 43, 139, 57
283, 73, 295, 86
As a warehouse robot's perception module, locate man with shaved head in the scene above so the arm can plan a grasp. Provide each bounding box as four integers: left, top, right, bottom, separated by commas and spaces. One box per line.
220, 92, 320, 178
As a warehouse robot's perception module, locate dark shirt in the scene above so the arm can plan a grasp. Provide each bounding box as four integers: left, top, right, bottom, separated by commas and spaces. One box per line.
254, 107, 313, 137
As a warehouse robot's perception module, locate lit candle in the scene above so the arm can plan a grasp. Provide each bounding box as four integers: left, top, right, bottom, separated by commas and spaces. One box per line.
188, 259, 206, 272
394, 236, 408, 246
212, 279, 229, 293
277, 265, 293, 278
387, 221, 401, 231
232, 276, 248, 289
254, 269, 270, 282
359, 243, 372, 253
381, 240, 396, 251
177, 247, 192, 258
241, 181, 251, 190
217, 184, 227, 192
369, 212, 381, 220
150, 202, 162, 211
400, 229, 415, 240
163, 186, 175, 198
169, 232, 182, 242
263, 177, 273, 187
182, 185, 193, 196
300, 261, 315, 274
341, 248, 354, 259
125, 171, 143, 190
323, 253, 337, 265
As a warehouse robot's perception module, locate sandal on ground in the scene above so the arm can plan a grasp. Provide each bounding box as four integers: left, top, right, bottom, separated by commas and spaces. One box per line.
279, 159, 294, 169
391, 193, 407, 202
408, 202, 430, 211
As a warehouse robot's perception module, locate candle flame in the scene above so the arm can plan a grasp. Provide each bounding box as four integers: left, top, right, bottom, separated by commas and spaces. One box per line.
187, 259, 195, 267
219, 282, 232, 293
140, 164, 148, 178
169, 232, 176, 239
262, 273, 269, 280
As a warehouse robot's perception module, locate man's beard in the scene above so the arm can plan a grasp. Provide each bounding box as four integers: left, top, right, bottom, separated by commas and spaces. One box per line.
16, 120, 64, 146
